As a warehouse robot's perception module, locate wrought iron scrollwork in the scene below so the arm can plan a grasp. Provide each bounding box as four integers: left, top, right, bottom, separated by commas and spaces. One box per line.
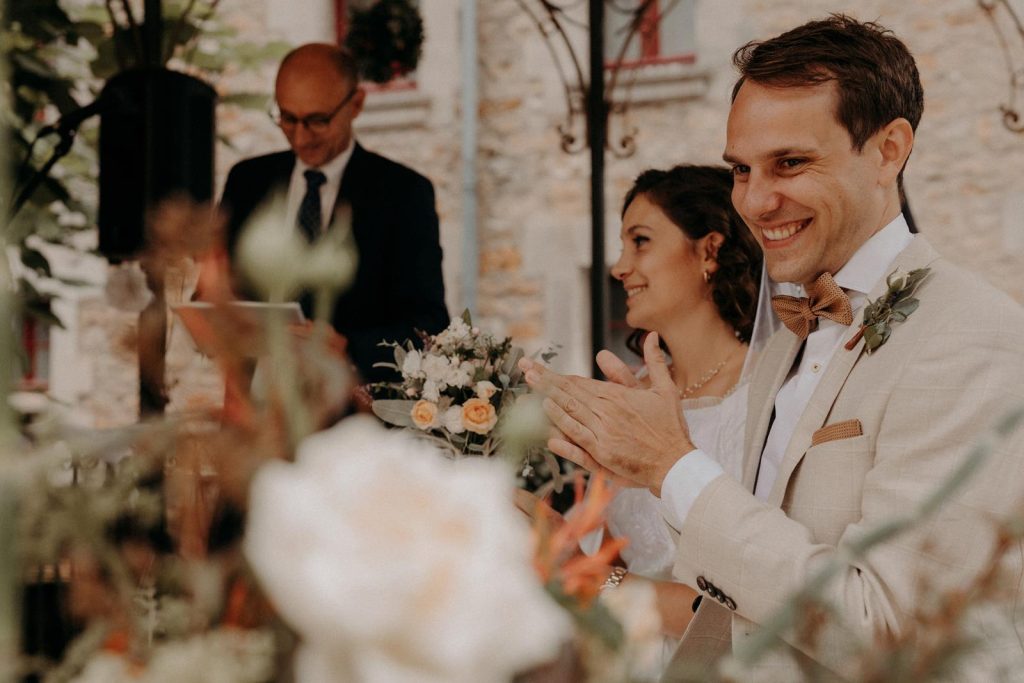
514, 0, 682, 156
979, 0, 1024, 133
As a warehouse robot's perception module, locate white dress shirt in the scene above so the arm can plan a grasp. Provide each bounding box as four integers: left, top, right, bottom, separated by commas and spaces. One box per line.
285, 140, 355, 236
659, 214, 914, 529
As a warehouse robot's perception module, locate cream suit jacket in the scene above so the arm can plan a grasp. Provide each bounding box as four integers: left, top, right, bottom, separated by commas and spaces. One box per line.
664, 236, 1024, 682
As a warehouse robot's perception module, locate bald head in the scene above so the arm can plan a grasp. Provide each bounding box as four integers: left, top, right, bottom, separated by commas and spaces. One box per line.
277, 43, 360, 87
274, 43, 365, 167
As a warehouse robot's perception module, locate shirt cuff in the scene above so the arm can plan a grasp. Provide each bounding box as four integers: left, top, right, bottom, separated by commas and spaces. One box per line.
658, 449, 724, 531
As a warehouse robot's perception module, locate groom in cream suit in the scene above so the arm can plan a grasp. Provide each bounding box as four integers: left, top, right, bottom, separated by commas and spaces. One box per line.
523, 15, 1024, 681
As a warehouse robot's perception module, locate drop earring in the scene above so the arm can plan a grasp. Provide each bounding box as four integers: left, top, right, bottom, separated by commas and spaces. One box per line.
703, 270, 711, 284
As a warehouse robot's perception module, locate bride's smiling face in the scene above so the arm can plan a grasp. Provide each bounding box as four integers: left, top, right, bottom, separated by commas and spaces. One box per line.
612, 194, 708, 332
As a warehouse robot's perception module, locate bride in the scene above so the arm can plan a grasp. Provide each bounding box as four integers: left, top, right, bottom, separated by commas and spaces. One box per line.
591, 164, 771, 648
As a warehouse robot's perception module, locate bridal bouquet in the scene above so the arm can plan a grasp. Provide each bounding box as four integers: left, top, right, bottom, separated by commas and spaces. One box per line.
371, 312, 556, 463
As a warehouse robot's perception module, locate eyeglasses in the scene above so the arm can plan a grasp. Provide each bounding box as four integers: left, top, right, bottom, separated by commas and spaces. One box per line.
269, 86, 358, 133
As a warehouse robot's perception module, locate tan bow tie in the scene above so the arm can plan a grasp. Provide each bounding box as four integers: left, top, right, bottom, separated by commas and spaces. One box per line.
771, 272, 854, 340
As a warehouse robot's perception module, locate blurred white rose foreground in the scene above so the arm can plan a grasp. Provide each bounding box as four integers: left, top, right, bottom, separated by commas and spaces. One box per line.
244, 416, 571, 683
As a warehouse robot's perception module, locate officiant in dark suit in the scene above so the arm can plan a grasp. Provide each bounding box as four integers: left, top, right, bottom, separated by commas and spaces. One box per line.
219, 43, 449, 382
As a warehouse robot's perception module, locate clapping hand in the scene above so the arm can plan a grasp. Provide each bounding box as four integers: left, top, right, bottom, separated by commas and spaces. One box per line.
519, 332, 695, 496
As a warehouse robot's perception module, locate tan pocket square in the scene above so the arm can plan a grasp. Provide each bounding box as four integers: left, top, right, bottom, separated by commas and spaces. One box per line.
811, 419, 864, 447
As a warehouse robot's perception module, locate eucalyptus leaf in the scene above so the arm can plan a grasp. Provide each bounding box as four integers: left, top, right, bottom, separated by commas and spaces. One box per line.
460, 308, 473, 326
905, 268, 930, 289
370, 399, 417, 428
892, 298, 919, 317
546, 582, 624, 650
864, 323, 891, 354
501, 346, 524, 375
863, 325, 883, 351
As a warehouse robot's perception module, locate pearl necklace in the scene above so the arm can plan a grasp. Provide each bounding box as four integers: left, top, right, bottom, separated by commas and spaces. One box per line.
671, 344, 745, 397
678, 358, 729, 398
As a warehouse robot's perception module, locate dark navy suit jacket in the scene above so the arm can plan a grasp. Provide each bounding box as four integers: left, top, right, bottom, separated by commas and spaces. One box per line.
219, 143, 449, 382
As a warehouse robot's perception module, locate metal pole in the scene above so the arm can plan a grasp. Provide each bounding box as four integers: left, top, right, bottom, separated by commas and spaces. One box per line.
461, 0, 479, 317
144, 0, 164, 67
587, 0, 608, 378
139, 0, 167, 417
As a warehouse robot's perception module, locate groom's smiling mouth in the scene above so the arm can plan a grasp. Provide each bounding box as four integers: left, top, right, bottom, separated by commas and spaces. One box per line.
760, 219, 811, 245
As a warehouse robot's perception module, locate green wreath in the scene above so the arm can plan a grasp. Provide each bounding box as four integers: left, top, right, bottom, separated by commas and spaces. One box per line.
345, 0, 425, 84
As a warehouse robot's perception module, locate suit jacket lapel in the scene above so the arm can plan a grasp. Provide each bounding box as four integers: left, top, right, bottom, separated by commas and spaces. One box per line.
742, 330, 803, 491
337, 143, 366, 205
765, 235, 941, 506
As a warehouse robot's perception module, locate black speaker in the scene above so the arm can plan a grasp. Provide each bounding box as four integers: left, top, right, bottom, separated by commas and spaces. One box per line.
98, 68, 216, 260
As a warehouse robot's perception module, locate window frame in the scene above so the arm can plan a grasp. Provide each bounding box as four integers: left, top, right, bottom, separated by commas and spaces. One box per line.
604, 0, 697, 71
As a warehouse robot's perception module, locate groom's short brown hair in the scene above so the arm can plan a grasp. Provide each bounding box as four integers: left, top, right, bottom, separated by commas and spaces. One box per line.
731, 14, 924, 152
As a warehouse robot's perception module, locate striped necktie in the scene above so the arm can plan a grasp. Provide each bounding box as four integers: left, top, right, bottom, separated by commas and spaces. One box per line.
297, 169, 327, 242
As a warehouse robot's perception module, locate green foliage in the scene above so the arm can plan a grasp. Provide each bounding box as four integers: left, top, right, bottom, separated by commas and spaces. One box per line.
860, 267, 931, 354
345, 0, 424, 83
2, 0, 289, 329
546, 580, 624, 650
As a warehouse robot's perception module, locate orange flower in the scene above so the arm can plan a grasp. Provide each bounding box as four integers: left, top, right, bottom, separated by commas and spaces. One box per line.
461, 398, 497, 435
410, 400, 439, 430
532, 474, 626, 605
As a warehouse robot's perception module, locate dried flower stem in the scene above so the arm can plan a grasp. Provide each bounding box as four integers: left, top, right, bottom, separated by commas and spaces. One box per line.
844, 325, 865, 351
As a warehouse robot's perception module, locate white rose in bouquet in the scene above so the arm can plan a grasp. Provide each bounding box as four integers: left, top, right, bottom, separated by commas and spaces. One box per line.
442, 405, 466, 434
443, 360, 474, 389
421, 353, 450, 385
421, 378, 441, 402
474, 380, 498, 400
435, 317, 471, 350
244, 416, 571, 683
401, 349, 424, 379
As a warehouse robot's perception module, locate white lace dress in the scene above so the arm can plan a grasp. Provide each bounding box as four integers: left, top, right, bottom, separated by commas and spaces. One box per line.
604, 383, 748, 580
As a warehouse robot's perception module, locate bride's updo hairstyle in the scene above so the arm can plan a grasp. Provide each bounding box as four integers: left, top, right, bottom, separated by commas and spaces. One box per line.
622, 164, 761, 355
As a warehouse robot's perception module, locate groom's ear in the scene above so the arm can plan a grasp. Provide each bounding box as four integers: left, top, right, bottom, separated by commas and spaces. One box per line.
873, 117, 914, 188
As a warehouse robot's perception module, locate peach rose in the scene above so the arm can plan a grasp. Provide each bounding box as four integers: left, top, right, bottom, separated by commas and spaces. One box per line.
410, 400, 439, 430
462, 398, 497, 435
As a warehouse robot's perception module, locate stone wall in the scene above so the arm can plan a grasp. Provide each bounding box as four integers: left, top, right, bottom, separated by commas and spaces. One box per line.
465, 1, 1024, 373
60, 0, 1024, 424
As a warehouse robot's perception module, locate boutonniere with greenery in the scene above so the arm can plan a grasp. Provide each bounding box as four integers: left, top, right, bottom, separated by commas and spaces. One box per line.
845, 267, 932, 353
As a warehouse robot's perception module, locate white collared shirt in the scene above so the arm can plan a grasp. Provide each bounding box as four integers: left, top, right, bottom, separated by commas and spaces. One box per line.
285, 139, 355, 236
659, 214, 915, 529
